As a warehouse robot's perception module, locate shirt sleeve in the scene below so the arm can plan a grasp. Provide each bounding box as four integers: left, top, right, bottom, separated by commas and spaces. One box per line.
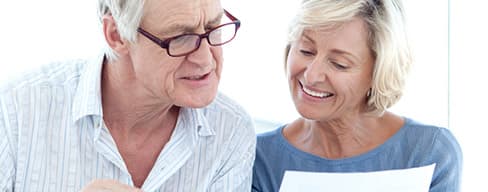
429, 128, 463, 192
207, 116, 256, 192
0, 95, 16, 191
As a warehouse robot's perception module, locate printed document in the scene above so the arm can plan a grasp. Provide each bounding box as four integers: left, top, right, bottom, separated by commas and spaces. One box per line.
279, 164, 436, 192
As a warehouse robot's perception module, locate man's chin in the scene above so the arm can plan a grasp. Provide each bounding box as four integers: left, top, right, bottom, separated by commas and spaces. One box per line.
178, 95, 217, 108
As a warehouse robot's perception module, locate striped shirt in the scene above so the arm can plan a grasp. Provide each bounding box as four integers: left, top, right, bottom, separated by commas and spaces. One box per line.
0, 55, 256, 192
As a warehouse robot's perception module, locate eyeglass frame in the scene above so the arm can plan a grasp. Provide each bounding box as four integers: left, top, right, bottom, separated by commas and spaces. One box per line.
137, 9, 241, 57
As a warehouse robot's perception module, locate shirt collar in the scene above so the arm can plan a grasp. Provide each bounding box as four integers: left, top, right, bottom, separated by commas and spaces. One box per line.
72, 54, 105, 123
71, 54, 216, 138
180, 107, 215, 137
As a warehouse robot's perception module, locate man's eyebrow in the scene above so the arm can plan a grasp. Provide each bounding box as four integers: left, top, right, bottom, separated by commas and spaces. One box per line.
158, 23, 196, 36
159, 11, 224, 36
207, 11, 224, 27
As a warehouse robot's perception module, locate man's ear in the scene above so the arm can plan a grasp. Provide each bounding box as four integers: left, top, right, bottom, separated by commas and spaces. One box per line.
102, 15, 130, 56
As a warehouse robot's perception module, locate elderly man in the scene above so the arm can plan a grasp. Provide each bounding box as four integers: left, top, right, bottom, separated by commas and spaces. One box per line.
0, 0, 255, 191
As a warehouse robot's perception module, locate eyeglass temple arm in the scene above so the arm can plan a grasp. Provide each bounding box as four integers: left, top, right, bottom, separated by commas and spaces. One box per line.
224, 9, 238, 22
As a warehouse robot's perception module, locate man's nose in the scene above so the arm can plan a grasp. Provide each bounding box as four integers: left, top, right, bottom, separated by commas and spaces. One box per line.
186, 38, 214, 67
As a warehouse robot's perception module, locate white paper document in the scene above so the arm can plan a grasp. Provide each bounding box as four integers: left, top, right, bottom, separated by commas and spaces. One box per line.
279, 164, 436, 192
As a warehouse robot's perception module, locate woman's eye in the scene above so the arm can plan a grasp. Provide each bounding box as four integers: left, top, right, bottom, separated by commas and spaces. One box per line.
331, 61, 348, 70
299, 50, 315, 56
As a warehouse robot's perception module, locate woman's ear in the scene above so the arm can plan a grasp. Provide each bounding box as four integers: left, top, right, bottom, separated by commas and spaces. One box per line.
101, 15, 130, 56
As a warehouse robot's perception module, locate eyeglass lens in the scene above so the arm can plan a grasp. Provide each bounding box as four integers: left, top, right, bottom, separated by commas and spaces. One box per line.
169, 23, 237, 56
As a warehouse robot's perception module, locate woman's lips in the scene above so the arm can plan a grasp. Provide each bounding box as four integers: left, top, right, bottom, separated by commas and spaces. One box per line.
300, 81, 334, 99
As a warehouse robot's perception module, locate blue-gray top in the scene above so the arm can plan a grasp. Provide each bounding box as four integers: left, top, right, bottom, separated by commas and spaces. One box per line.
252, 118, 462, 192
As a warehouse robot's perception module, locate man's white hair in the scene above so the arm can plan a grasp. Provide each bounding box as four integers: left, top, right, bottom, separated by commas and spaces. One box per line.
97, 0, 145, 61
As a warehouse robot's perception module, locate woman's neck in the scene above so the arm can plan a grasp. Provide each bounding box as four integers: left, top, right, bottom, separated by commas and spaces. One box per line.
283, 112, 403, 159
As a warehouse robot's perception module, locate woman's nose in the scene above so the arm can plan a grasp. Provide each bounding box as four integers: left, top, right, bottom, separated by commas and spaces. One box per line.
303, 59, 327, 84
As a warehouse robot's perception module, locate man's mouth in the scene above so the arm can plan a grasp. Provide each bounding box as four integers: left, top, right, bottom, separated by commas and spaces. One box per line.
183, 72, 210, 80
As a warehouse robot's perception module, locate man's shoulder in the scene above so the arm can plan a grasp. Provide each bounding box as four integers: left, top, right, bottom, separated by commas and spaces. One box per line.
199, 93, 255, 138
0, 59, 87, 94
205, 92, 251, 119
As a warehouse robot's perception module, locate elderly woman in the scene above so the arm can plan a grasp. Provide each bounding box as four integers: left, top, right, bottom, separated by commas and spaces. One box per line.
252, 0, 462, 191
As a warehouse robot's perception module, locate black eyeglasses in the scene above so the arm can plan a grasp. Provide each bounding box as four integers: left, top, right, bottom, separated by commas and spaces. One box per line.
137, 9, 240, 57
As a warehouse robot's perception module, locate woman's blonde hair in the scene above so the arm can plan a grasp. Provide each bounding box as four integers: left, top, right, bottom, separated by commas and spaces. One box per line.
285, 0, 412, 116
97, 0, 145, 61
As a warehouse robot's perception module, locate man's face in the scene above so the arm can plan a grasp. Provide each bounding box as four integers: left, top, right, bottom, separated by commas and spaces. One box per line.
129, 0, 224, 108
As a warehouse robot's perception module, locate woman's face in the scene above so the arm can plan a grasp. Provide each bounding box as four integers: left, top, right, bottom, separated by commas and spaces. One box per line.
287, 18, 375, 121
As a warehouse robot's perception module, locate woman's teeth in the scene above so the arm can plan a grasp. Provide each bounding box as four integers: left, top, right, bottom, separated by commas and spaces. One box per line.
302, 86, 332, 98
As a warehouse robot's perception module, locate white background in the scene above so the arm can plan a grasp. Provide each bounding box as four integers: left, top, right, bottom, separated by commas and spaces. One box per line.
0, 0, 486, 191
450, 1, 488, 191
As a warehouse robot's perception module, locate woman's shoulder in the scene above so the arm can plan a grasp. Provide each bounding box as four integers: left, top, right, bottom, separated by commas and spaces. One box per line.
399, 117, 462, 158
401, 118, 462, 190
402, 118, 457, 143
407, 118, 463, 158
256, 125, 286, 146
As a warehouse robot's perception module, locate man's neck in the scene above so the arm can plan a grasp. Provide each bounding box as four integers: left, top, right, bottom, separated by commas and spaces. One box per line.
100, 59, 178, 136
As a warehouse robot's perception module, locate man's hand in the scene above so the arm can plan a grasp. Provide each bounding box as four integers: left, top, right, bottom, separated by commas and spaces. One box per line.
80, 179, 143, 192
